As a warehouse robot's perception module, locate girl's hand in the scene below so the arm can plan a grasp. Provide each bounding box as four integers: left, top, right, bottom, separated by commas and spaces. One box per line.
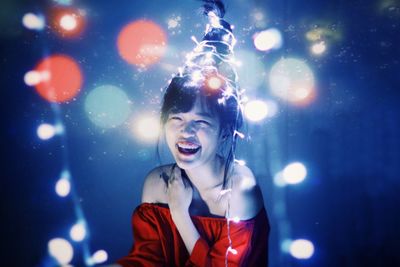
167, 164, 193, 215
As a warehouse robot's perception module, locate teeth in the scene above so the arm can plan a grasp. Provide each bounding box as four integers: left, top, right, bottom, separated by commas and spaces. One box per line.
177, 142, 200, 149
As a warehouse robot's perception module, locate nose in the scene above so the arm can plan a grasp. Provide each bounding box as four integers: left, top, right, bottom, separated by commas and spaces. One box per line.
180, 121, 196, 136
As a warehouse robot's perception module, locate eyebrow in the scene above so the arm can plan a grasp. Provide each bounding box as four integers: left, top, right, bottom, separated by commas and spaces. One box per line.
195, 112, 214, 119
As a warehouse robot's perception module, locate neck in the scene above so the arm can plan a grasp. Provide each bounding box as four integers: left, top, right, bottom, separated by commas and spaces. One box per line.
184, 155, 224, 193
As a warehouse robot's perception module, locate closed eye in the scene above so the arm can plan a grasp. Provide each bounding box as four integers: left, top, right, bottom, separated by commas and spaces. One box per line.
169, 116, 182, 121
196, 120, 211, 126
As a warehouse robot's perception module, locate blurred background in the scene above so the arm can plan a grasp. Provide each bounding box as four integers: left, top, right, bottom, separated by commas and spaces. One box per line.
2, 0, 400, 266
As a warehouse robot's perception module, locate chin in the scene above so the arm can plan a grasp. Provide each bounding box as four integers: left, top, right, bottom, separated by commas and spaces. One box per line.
175, 159, 198, 170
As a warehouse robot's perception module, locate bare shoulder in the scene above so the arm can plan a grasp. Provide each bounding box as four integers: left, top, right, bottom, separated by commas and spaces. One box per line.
141, 164, 174, 204
229, 164, 264, 220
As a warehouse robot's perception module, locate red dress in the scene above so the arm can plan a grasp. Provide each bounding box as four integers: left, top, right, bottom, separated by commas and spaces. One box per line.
117, 203, 269, 267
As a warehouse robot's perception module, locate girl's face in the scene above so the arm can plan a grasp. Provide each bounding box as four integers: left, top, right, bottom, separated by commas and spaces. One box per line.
164, 97, 222, 170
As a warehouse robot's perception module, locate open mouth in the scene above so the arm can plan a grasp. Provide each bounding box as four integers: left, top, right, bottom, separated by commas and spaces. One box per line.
176, 141, 201, 156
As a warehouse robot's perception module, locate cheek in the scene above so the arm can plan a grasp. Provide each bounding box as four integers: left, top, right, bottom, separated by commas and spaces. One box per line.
198, 128, 219, 145
164, 124, 177, 147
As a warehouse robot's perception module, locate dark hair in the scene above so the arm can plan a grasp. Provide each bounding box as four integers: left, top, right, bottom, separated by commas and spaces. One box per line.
158, 74, 242, 189
157, 0, 242, 189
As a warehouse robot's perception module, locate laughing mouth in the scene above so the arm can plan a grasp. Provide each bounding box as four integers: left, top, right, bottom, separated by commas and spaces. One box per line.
176, 141, 201, 155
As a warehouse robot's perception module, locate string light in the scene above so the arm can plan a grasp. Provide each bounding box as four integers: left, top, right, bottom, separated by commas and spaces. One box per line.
234, 159, 246, 166
234, 130, 245, 139
228, 246, 238, 255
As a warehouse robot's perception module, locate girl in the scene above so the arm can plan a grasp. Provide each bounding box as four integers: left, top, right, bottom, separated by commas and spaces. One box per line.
116, 1, 269, 266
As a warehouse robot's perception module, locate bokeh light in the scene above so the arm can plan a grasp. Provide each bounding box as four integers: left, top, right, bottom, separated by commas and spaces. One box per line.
50, 8, 86, 37
131, 114, 160, 143
244, 100, 269, 122
22, 13, 45, 31
117, 20, 167, 67
24, 70, 42, 86
70, 221, 86, 242
269, 58, 315, 105
311, 41, 326, 55
290, 239, 315, 259
85, 85, 132, 129
55, 177, 70, 197
37, 123, 56, 140
251, 9, 267, 28
48, 238, 73, 265
207, 76, 223, 90
52, 0, 73, 5
167, 15, 181, 30
282, 162, 307, 184
265, 100, 278, 118
60, 14, 77, 31
91, 250, 108, 264
235, 50, 266, 90
306, 26, 341, 43
273, 172, 286, 187
33, 55, 83, 103
253, 28, 283, 51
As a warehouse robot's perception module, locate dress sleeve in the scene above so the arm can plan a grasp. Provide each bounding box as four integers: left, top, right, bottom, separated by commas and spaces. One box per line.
186, 208, 269, 267
116, 205, 166, 267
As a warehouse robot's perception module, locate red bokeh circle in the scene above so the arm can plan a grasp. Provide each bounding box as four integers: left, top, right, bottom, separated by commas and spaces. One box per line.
117, 20, 167, 67
34, 54, 83, 103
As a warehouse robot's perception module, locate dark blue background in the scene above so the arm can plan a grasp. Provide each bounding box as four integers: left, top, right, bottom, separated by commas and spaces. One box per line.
2, 0, 399, 266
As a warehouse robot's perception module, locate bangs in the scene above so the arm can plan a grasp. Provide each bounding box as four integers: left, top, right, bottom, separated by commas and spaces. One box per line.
161, 76, 222, 123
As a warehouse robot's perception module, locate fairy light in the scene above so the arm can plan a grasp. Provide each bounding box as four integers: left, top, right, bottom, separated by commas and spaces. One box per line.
172, 6, 246, 266
228, 216, 240, 223
70, 221, 87, 242
228, 246, 238, 255
234, 130, 245, 139
234, 159, 246, 166
219, 188, 232, 196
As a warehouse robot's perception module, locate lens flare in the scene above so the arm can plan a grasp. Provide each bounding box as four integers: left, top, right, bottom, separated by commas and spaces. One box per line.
33, 54, 83, 103
117, 20, 167, 67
